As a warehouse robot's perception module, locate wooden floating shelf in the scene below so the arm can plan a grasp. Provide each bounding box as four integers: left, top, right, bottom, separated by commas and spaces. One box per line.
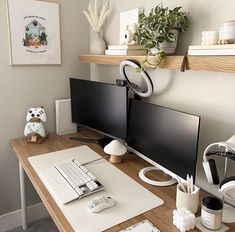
79, 54, 235, 73
79, 54, 183, 70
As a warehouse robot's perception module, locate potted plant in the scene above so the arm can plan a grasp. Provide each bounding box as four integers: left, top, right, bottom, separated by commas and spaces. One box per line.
134, 4, 189, 71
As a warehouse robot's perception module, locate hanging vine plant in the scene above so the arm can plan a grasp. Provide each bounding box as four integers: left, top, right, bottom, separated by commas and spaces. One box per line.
134, 4, 189, 71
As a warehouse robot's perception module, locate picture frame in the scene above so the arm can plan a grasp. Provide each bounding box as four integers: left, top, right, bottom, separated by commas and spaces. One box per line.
7, 0, 61, 65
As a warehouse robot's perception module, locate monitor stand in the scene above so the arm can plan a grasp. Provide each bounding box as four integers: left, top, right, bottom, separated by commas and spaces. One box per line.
139, 166, 177, 186
69, 136, 113, 148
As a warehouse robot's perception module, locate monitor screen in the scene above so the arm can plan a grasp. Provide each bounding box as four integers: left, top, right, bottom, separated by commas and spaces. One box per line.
127, 99, 200, 180
70, 78, 128, 141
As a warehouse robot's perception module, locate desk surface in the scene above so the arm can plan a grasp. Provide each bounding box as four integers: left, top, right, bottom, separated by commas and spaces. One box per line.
11, 130, 235, 232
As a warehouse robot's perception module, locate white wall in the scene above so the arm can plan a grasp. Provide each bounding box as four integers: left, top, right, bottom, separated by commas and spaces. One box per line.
0, 0, 89, 215
1, 0, 234, 218
91, 0, 235, 205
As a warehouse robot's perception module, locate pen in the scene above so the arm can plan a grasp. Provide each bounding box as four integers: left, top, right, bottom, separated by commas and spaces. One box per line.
176, 176, 186, 193
190, 175, 194, 192
186, 174, 190, 193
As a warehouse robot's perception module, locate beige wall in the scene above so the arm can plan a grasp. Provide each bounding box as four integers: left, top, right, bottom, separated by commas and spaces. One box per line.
0, 0, 89, 215
91, 0, 235, 206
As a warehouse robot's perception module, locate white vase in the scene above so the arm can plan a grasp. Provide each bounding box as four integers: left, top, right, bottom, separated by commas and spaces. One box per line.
90, 32, 106, 55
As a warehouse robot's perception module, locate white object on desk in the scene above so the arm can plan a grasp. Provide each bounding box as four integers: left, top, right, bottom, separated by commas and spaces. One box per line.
176, 183, 200, 214
103, 140, 127, 164
28, 146, 164, 232
87, 196, 115, 213
173, 208, 195, 232
55, 99, 77, 135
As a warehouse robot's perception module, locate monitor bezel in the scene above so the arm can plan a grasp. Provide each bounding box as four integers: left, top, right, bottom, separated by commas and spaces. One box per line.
70, 78, 128, 142
127, 99, 201, 182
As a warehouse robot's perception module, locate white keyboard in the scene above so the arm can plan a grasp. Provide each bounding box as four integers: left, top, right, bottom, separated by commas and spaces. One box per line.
40, 158, 104, 204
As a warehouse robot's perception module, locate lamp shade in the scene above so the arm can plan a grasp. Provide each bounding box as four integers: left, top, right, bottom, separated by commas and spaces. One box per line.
103, 140, 127, 156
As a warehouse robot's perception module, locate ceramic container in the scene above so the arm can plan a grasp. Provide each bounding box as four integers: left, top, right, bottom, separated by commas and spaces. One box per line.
219, 20, 235, 41
201, 196, 223, 230
176, 184, 200, 214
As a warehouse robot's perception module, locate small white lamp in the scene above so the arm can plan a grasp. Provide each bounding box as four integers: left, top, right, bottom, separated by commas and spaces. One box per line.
103, 140, 127, 164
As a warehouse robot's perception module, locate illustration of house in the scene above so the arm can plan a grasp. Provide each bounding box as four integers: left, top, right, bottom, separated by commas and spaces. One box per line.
23, 19, 48, 48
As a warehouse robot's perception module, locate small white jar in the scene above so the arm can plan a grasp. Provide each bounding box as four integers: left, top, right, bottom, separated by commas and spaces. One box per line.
201, 197, 223, 230
219, 20, 235, 41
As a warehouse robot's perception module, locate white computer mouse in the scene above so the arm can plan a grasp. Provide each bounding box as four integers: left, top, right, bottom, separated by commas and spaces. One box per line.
87, 196, 116, 213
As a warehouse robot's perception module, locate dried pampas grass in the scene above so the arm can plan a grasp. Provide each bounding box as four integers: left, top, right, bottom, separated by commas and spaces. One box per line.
83, 0, 110, 33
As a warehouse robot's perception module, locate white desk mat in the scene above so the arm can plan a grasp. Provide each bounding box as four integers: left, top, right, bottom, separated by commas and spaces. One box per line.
28, 146, 164, 232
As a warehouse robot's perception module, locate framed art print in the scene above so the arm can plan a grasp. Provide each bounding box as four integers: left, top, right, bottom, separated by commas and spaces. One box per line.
7, 0, 61, 65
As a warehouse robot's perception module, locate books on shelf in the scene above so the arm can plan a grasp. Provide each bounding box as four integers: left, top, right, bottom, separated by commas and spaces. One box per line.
108, 44, 145, 50
105, 49, 147, 56
188, 44, 235, 55
105, 44, 147, 55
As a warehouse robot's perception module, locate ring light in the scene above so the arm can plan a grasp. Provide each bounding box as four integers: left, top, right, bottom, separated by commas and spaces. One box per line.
119, 60, 153, 98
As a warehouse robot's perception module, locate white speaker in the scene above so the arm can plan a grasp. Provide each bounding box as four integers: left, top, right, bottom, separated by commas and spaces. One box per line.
55, 99, 77, 135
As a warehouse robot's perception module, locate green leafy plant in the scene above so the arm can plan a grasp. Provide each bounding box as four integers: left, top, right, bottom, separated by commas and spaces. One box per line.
134, 4, 189, 71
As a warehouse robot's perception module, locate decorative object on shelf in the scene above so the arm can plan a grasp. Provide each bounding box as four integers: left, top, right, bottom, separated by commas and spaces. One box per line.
24, 107, 47, 143
103, 140, 127, 164
105, 44, 147, 55
7, 0, 61, 65
123, 23, 138, 45
173, 208, 195, 232
119, 60, 153, 98
188, 44, 235, 56
201, 31, 219, 45
134, 4, 189, 71
90, 32, 107, 55
219, 20, 235, 43
119, 8, 140, 45
83, 0, 110, 55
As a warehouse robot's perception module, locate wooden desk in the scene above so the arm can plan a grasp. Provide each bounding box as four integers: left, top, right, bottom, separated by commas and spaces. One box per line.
11, 131, 234, 232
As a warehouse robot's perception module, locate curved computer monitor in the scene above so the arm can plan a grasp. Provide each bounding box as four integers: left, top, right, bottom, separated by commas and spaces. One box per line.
127, 99, 200, 184
70, 78, 128, 141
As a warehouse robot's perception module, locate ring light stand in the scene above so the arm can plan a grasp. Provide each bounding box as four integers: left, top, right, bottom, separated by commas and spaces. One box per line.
119, 60, 177, 186
119, 60, 153, 98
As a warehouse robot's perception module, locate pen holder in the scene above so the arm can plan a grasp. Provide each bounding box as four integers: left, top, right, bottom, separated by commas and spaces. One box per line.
176, 184, 200, 214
